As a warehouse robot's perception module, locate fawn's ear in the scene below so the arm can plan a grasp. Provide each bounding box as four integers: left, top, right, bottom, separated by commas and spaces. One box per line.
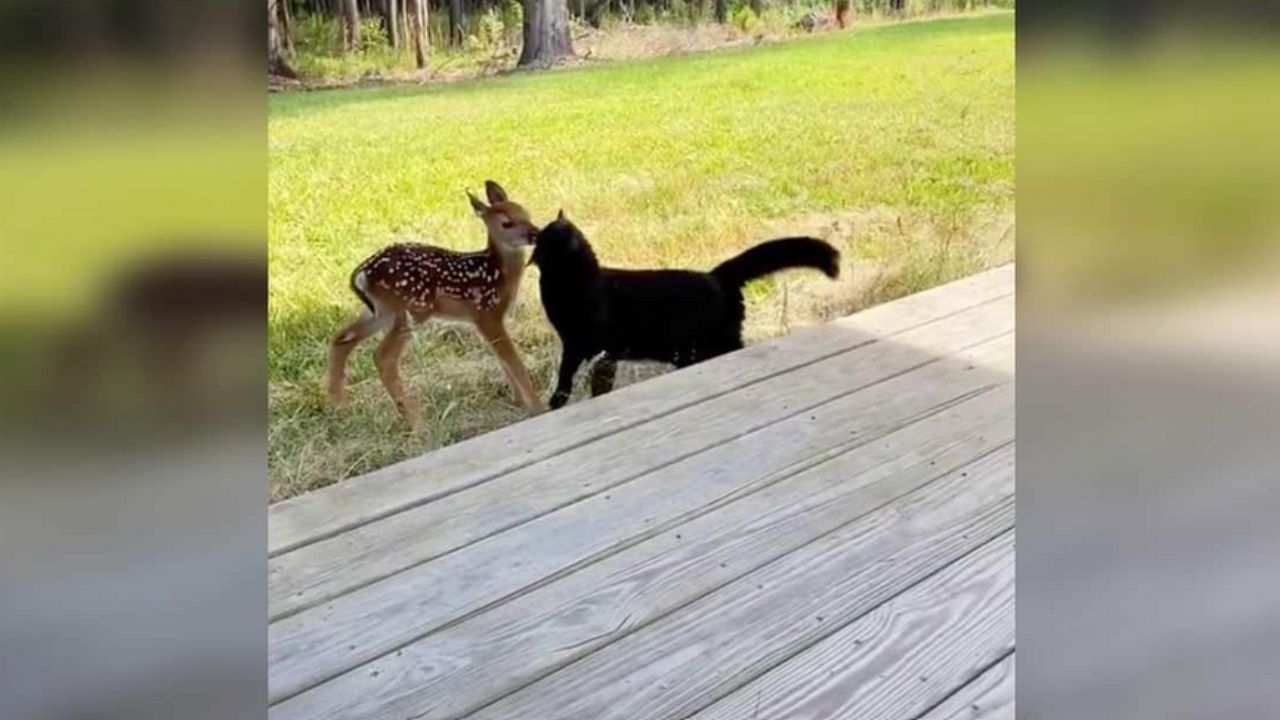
484, 180, 509, 205
467, 190, 488, 215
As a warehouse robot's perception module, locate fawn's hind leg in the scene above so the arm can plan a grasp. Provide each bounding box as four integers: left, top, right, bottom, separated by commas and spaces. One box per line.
374, 312, 421, 427
329, 312, 393, 408
589, 354, 617, 397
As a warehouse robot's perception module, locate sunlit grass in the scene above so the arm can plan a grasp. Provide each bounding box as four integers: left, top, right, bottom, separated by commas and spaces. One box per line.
268, 12, 1014, 501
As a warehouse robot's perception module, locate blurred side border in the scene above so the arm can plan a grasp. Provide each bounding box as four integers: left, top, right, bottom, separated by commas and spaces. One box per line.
0, 2, 266, 719
1019, 0, 1280, 718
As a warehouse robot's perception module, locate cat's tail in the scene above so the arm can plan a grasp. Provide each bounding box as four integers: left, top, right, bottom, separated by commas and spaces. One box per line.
711, 237, 840, 289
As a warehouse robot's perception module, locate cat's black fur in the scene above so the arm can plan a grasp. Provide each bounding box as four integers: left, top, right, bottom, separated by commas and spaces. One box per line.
531, 213, 840, 408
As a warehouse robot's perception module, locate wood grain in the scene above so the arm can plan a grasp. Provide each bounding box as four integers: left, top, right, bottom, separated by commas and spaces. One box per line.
917, 653, 1015, 720
689, 533, 1014, 720
269, 265, 1014, 557
268, 334, 1012, 704
459, 455, 1015, 720
270, 396, 1013, 717
270, 293, 1014, 621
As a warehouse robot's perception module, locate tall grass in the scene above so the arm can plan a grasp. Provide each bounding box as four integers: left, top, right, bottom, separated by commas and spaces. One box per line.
268, 13, 1015, 501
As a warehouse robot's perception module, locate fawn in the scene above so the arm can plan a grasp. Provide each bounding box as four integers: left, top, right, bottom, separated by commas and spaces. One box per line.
328, 180, 545, 426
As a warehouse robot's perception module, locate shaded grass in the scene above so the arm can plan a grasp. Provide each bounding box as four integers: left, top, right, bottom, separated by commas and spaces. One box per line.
268, 12, 1015, 501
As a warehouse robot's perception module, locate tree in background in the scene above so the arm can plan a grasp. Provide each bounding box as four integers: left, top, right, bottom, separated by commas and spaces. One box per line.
448, 0, 465, 47
269, 0, 297, 77
518, 0, 574, 68
268, 0, 1008, 80
342, 0, 361, 51
386, 0, 400, 49
409, 0, 429, 67
278, 0, 295, 53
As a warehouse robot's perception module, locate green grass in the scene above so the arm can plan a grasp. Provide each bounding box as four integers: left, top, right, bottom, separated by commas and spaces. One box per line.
268, 12, 1015, 501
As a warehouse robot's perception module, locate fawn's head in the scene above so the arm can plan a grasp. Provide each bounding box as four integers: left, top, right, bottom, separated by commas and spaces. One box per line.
468, 180, 538, 254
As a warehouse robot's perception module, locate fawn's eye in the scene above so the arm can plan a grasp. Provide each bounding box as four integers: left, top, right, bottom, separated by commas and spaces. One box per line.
501, 220, 514, 228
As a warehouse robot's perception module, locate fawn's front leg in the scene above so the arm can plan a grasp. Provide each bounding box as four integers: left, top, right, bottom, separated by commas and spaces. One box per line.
476, 315, 545, 412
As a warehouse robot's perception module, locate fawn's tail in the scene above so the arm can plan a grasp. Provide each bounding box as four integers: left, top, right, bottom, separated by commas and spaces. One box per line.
711, 237, 840, 288
349, 265, 375, 314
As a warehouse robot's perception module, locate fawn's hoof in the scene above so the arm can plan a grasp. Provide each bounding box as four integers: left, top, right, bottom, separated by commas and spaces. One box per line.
328, 388, 348, 411
395, 397, 423, 429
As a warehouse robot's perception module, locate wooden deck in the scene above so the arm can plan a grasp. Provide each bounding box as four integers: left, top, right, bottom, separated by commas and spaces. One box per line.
268, 264, 1015, 720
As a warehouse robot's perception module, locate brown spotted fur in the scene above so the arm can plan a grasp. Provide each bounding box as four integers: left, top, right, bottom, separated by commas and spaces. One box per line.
328, 180, 544, 425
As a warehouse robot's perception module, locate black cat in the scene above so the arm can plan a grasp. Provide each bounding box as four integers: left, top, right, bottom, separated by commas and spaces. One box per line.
531, 212, 840, 408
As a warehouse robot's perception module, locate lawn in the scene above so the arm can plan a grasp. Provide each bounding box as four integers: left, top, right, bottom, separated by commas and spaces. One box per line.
268, 12, 1015, 501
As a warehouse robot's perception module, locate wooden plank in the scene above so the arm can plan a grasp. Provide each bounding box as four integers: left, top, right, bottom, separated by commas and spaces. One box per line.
269, 389, 1014, 715
689, 533, 1014, 720
271, 408, 1012, 718
461, 459, 1015, 720
917, 654, 1015, 720
269, 265, 1014, 556
270, 293, 1014, 620
268, 336, 1013, 704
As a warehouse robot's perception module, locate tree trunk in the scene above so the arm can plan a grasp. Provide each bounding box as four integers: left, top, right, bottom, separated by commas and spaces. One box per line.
280, 0, 294, 52
400, 5, 412, 54
714, 0, 726, 23
749, 0, 762, 16
448, 0, 464, 47
387, 0, 400, 48
519, 0, 574, 67
342, 0, 361, 52
409, 0, 429, 67
585, 0, 607, 27
268, 0, 298, 77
